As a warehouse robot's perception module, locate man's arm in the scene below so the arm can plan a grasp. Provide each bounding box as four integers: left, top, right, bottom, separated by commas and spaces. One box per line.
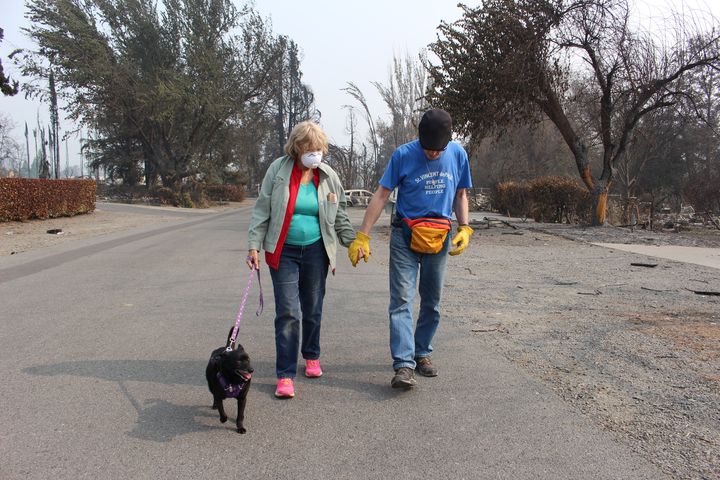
359, 186, 392, 234
449, 188, 473, 256
348, 186, 392, 266
453, 188, 469, 225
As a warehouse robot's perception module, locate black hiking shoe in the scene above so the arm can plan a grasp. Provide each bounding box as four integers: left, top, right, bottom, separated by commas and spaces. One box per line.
415, 357, 438, 377
391, 367, 417, 389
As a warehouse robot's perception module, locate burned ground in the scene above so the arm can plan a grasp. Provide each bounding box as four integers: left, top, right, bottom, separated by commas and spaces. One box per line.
430, 224, 719, 479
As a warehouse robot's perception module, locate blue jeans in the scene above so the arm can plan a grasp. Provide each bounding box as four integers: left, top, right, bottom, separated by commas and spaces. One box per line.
388, 226, 449, 370
269, 239, 329, 378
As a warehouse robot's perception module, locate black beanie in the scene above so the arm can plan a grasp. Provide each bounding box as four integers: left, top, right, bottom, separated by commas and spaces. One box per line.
418, 109, 452, 151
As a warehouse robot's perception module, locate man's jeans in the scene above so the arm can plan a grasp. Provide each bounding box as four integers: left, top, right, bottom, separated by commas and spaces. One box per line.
269, 239, 328, 378
388, 227, 449, 370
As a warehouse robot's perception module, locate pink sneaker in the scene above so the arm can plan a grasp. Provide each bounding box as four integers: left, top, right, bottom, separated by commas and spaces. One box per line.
305, 359, 323, 378
275, 378, 295, 398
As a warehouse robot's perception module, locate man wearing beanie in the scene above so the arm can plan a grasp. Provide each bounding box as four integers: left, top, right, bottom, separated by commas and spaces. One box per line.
348, 108, 474, 389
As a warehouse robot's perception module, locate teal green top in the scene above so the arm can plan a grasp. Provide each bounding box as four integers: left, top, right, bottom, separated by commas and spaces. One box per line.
286, 183, 322, 246
248, 155, 357, 273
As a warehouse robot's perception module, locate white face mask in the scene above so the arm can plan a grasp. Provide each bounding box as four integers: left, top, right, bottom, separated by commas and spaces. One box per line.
301, 151, 323, 169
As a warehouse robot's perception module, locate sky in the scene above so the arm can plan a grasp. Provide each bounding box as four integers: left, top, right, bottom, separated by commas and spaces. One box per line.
1, 0, 718, 173
251, 0, 467, 144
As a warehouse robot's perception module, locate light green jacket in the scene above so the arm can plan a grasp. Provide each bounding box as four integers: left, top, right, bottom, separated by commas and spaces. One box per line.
248, 156, 356, 272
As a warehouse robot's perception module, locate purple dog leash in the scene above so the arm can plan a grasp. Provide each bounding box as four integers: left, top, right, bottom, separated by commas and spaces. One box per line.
227, 266, 263, 351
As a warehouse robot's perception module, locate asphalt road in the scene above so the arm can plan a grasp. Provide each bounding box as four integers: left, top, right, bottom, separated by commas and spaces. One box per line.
0, 205, 667, 479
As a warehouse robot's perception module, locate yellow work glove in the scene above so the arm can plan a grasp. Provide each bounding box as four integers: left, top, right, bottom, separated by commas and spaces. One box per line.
449, 225, 473, 256
348, 231, 371, 267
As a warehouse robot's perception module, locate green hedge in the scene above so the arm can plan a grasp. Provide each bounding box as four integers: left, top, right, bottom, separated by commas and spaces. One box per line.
0, 178, 96, 222
491, 176, 592, 223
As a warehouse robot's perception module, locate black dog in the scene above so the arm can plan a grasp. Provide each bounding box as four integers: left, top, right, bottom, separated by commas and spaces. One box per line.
205, 330, 253, 434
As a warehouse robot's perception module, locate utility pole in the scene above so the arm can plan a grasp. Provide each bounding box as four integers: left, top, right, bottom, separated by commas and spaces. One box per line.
39, 127, 49, 179
80, 130, 85, 178
32, 127, 37, 177
24, 122, 30, 178
65, 137, 69, 178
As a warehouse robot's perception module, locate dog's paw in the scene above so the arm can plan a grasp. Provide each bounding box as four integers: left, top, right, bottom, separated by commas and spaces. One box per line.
220, 415, 228, 423
237, 426, 246, 434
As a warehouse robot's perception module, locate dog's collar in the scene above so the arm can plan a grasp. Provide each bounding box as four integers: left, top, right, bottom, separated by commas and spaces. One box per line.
216, 372, 246, 398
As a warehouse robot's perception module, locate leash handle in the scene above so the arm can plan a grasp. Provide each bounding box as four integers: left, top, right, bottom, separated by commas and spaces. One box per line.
227, 267, 263, 350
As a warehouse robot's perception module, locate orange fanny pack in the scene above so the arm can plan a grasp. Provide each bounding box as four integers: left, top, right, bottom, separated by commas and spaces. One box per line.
402, 217, 452, 254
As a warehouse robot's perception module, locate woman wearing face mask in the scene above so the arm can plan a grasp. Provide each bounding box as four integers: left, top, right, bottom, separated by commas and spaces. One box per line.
247, 121, 356, 398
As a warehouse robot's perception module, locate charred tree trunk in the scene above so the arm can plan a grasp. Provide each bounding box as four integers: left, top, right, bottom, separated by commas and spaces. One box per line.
591, 181, 610, 226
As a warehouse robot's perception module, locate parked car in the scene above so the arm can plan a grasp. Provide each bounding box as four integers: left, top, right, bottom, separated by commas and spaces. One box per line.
344, 189, 374, 207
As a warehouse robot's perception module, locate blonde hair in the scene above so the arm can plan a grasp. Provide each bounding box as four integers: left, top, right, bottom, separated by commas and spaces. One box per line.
284, 121, 329, 159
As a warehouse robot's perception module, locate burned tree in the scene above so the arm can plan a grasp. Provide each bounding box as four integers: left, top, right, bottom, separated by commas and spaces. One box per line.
428, 0, 720, 225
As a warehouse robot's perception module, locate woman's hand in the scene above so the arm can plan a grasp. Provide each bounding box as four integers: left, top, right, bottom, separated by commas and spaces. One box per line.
246, 249, 260, 270
348, 231, 371, 267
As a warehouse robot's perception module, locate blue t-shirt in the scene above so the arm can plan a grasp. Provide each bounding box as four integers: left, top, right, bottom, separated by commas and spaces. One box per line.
379, 140, 472, 219
286, 183, 322, 246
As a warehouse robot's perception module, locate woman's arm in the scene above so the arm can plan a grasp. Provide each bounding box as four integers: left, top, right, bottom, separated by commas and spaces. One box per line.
247, 162, 279, 267
334, 188, 356, 247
